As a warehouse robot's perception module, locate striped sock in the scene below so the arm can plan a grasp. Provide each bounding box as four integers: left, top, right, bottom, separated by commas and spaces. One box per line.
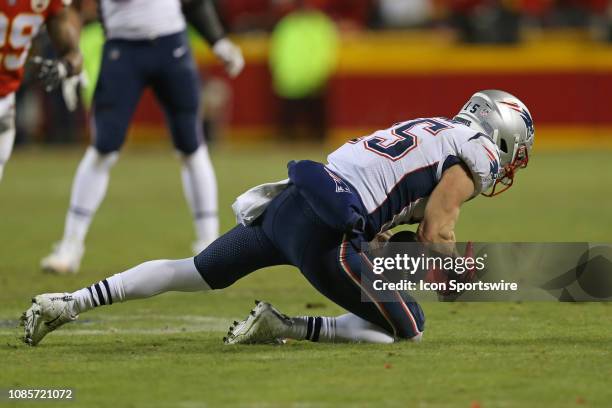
290, 316, 332, 342
288, 314, 395, 343
71, 274, 125, 313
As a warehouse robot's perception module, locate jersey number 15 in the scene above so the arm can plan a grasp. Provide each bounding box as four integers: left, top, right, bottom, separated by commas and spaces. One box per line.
360, 118, 451, 161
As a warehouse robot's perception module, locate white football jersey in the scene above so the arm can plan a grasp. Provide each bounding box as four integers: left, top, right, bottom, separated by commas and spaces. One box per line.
99, 0, 186, 40
326, 117, 500, 233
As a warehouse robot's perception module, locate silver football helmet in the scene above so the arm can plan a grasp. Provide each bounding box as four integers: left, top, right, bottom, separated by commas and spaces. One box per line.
454, 89, 535, 196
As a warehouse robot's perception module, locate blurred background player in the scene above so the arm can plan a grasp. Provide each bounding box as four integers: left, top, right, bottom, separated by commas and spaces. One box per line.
21, 90, 534, 346
0, 0, 81, 183
41, 0, 245, 274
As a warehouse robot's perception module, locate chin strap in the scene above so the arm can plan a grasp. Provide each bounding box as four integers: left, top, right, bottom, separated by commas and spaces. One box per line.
482, 145, 529, 198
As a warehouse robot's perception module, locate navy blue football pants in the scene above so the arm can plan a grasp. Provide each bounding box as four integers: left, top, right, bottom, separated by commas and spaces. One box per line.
194, 186, 425, 339
92, 31, 201, 154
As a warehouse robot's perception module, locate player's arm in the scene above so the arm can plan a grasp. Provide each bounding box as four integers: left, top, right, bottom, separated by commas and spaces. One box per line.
181, 0, 225, 45
181, 0, 244, 77
34, 6, 82, 92
417, 163, 475, 255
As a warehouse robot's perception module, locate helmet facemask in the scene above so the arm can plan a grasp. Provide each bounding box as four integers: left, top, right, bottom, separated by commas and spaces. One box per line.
482, 144, 529, 197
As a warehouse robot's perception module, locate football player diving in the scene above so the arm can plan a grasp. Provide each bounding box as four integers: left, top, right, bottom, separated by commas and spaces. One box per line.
22, 90, 535, 346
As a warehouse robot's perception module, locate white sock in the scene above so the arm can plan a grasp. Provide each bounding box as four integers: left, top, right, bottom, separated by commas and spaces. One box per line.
0, 112, 15, 183
180, 146, 219, 244
71, 258, 209, 313
62, 147, 118, 244
286, 313, 398, 344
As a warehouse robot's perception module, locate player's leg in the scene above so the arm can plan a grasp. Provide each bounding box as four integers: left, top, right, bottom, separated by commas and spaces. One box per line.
0, 93, 16, 183
25, 258, 208, 346
41, 40, 146, 274
270, 230, 425, 344
228, 216, 425, 344
223, 188, 421, 344
299, 235, 424, 342
150, 31, 218, 254
23, 223, 287, 346
226, 301, 397, 345
181, 146, 218, 254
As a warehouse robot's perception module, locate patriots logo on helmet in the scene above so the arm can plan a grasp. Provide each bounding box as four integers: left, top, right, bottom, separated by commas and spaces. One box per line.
500, 101, 534, 137
519, 109, 535, 137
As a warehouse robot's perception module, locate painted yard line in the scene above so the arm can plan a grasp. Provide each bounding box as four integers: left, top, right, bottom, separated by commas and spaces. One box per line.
0, 315, 236, 335
0, 327, 223, 336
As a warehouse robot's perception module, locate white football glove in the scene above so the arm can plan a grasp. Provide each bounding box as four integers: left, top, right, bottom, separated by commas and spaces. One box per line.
61, 74, 85, 112
212, 38, 245, 78
31, 56, 69, 92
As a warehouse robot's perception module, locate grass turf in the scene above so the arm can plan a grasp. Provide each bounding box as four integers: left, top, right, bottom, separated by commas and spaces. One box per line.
1, 145, 611, 407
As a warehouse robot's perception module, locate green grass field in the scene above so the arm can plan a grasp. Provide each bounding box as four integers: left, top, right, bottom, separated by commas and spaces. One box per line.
1, 145, 612, 408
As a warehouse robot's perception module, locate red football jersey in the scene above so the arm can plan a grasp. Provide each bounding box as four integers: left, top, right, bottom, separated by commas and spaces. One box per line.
0, 0, 68, 96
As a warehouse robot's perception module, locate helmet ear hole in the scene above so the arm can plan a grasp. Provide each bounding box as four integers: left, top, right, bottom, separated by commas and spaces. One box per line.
500, 139, 508, 154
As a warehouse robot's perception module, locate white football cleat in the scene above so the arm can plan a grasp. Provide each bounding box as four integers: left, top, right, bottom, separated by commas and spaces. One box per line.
40, 240, 84, 274
224, 300, 291, 345
21, 293, 79, 346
